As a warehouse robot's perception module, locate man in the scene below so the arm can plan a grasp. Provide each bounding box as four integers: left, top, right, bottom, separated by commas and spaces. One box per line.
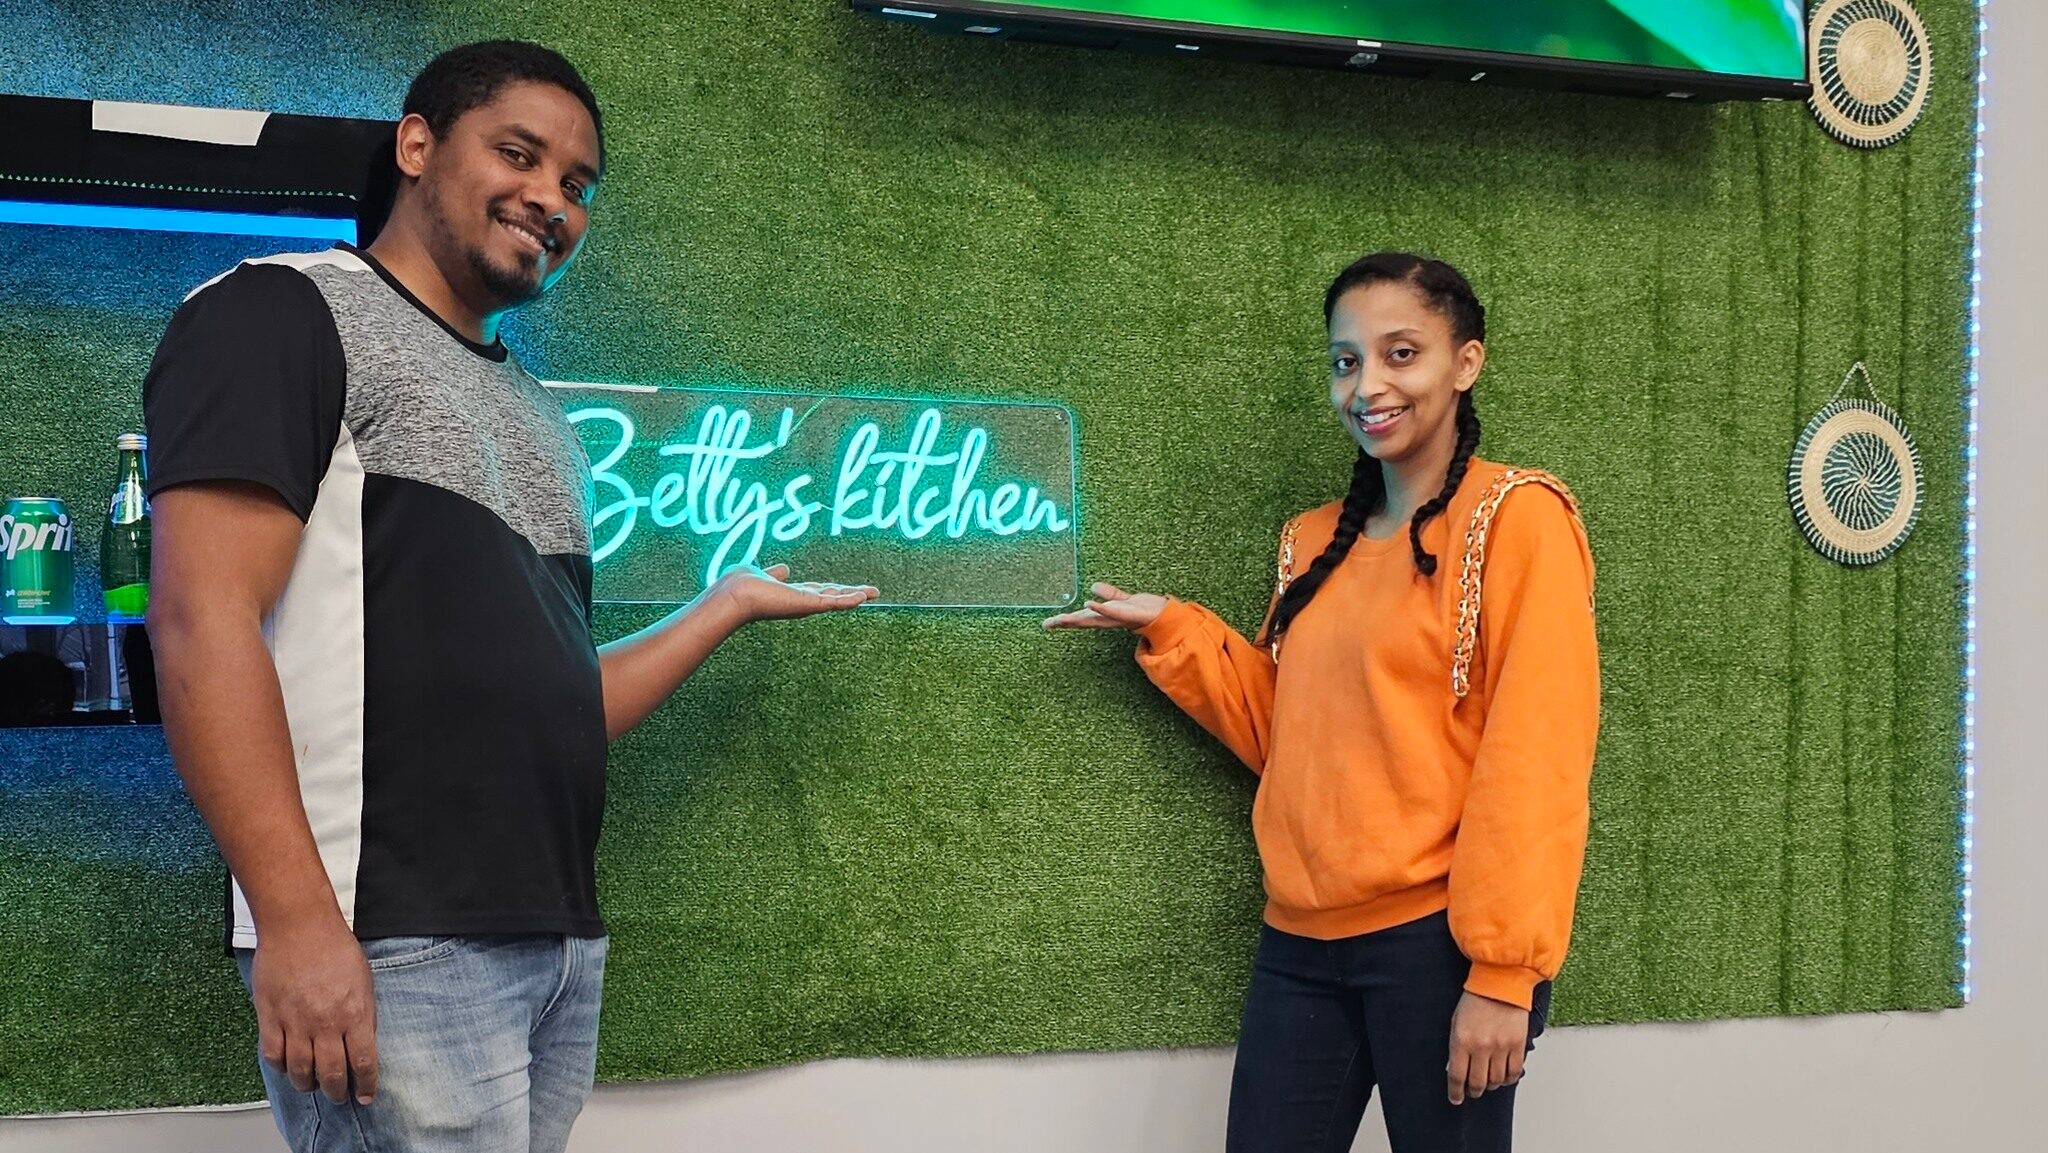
143, 40, 874, 1152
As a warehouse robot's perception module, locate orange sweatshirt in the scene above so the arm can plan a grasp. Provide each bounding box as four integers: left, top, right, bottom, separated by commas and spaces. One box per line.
1134, 459, 1599, 1010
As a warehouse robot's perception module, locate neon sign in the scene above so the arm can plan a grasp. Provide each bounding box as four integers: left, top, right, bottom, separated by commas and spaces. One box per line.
546, 383, 1080, 609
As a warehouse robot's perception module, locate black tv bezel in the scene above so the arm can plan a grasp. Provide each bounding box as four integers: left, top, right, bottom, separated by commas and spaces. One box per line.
851, 1, 1812, 103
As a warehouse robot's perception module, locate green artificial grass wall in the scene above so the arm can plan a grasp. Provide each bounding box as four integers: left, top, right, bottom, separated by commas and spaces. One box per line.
0, 0, 1970, 1113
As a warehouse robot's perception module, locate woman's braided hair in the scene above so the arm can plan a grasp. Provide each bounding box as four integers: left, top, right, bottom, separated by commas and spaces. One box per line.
1265, 253, 1484, 646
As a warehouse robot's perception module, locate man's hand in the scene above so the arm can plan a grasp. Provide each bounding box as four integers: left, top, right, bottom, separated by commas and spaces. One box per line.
152, 481, 376, 1102
709, 563, 877, 623
251, 916, 379, 1105
1447, 990, 1529, 1105
597, 563, 876, 740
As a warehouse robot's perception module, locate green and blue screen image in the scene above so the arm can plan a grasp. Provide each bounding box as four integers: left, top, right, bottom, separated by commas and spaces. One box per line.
548, 384, 1080, 609
971, 1, 1808, 79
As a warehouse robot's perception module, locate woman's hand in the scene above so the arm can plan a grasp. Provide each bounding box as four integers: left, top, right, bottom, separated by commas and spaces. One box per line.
1447, 990, 1530, 1105
1041, 582, 1169, 632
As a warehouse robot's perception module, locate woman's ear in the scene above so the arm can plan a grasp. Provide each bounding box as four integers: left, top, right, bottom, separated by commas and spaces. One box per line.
1455, 340, 1487, 393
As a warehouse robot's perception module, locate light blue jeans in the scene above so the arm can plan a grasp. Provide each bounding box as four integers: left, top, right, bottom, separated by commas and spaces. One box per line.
235, 934, 608, 1153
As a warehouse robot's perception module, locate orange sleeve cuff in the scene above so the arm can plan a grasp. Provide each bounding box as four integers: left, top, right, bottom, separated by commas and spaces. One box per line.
1464, 962, 1544, 1011
1134, 598, 1206, 656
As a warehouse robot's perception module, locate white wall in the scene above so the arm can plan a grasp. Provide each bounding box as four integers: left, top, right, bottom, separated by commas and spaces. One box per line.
6, 5, 2041, 1149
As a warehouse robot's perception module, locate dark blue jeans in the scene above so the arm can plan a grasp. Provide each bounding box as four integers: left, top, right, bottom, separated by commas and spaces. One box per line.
1226, 912, 1550, 1153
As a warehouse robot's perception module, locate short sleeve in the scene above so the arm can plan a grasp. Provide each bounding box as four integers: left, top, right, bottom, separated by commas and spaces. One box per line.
143, 262, 347, 521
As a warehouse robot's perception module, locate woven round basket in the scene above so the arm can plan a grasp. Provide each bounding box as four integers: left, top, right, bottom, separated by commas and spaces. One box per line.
1787, 366, 1922, 566
1809, 0, 1932, 148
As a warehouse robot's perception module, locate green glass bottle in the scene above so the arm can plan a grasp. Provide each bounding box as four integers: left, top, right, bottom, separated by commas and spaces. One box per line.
101, 433, 151, 622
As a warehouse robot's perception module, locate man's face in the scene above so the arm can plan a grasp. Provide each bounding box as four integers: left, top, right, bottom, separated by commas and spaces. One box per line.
410, 81, 601, 310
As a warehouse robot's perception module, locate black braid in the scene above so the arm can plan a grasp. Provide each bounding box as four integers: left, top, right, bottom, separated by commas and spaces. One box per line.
1266, 448, 1381, 644
1407, 392, 1481, 576
1264, 251, 1488, 645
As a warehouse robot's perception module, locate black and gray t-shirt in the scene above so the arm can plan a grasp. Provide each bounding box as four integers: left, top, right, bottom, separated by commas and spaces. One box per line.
143, 243, 607, 948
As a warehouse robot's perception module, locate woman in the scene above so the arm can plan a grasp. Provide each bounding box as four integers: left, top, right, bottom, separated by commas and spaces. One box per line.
1046, 252, 1599, 1152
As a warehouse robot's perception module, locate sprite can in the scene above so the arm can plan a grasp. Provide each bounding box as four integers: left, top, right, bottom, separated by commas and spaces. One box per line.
2, 497, 77, 624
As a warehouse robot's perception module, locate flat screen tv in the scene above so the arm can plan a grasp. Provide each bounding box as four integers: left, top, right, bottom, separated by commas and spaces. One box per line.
853, 2, 1811, 102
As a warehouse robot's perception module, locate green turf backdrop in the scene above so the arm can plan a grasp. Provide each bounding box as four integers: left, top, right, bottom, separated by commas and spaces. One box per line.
0, 0, 1969, 1113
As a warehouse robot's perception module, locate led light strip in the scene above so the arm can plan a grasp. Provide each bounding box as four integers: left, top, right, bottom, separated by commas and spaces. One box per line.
1960, 0, 1986, 1002
0, 199, 357, 242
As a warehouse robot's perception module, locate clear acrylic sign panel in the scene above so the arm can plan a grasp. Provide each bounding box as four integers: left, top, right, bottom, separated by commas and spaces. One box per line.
546, 383, 1080, 609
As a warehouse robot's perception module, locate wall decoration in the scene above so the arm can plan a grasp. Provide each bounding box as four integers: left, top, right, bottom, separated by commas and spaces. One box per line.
1789, 362, 1924, 565
1809, 0, 1933, 147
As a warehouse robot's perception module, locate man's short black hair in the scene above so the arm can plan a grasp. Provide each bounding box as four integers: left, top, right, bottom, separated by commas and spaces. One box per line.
403, 40, 606, 173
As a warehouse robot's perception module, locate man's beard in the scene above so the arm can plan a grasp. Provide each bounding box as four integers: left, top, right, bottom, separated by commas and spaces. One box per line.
424, 187, 547, 311
465, 242, 545, 310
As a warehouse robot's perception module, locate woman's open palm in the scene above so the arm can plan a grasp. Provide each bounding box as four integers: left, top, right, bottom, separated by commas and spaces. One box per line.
1042, 582, 1169, 631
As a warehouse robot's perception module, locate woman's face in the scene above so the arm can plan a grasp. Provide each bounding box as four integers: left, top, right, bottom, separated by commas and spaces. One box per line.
1326, 280, 1484, 464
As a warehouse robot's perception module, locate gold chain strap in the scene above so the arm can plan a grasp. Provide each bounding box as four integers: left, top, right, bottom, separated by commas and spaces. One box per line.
1264, 517, 1301, 657
1450, 469, 1585, 699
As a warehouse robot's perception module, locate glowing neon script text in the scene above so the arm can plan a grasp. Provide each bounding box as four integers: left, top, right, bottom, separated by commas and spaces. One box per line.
571, 404, 1072, 583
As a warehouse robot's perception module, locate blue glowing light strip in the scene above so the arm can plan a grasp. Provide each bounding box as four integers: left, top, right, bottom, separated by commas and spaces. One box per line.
0, 200, 357, 242
1961, 0, 1985, 1003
